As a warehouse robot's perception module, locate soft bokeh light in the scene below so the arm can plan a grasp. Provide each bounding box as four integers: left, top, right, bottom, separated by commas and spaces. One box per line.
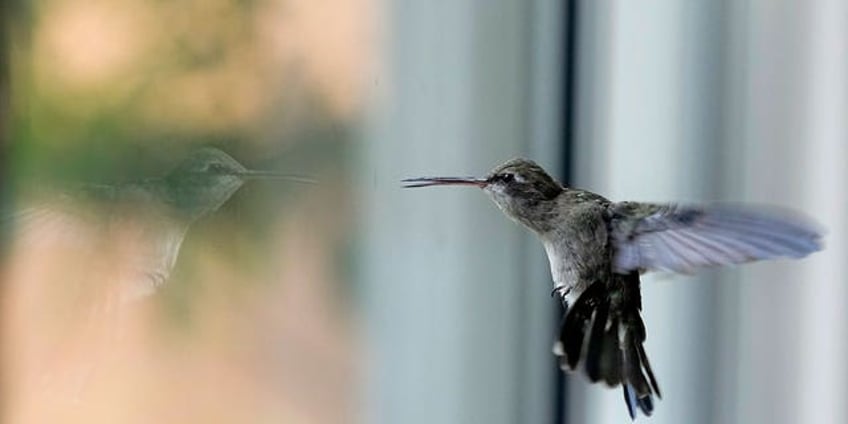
3, 181, 356, 423
3, 0, 371, 422
34, 0, 155, 88
25, 0, 374, 137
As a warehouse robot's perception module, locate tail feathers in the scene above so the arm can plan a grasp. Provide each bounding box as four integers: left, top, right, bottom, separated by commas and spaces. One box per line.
584, 297, 622, 386
555, 279, 661, 419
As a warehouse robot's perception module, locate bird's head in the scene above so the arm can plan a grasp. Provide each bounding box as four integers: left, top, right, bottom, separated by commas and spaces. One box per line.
402, 158, 563, 232
165, 147, 313, 220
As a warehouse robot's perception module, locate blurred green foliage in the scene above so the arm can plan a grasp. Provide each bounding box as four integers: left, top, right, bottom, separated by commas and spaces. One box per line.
6, 0, 367, 185
3, 0, 369, 319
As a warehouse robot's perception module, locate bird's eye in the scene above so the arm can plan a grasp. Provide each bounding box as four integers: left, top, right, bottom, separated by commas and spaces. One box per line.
500, 173, 515, 183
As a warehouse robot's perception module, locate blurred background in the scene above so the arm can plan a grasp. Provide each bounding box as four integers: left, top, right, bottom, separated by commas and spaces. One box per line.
1, 1, 846, 423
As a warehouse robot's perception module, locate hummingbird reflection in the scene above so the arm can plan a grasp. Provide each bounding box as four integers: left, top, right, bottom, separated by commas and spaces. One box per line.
4, 147, 311, 400
403, 158, 823, 419
13, 147, 312, 301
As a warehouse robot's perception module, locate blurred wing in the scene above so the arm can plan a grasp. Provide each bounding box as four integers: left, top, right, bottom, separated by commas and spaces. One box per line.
4, 185, 187, 402
5, 184, 183, 300
609, 202, 824, 274
6, 189, 110, 249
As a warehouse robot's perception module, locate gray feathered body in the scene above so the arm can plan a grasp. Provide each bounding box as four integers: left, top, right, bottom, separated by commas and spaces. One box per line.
500, 186, 661, 416
536, 189, 612, 304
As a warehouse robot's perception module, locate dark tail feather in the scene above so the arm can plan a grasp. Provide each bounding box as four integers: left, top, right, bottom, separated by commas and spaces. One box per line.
555, 275, 660, 419
638, 343, 662, 399
556, 282, 601, 370
584, 298, 622, 386
621, 328, 657, 418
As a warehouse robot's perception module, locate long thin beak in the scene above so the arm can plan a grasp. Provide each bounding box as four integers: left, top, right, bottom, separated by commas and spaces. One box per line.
401, 176, 488, 188
236, 170, 317, 184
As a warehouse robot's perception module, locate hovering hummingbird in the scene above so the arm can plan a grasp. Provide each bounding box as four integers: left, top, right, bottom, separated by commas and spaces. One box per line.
402, 158, 823, 419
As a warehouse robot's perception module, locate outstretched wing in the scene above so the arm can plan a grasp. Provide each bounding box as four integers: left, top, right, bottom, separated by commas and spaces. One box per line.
608, 202, 823, 274
3, 184, 168, 402
5, 183, 185, 300
6, 184, 116, 249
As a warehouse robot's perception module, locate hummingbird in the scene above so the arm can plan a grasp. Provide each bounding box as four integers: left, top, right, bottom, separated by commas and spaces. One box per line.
0, 146, 315, 406
5, 147, 313, 400
402, 158, 823, 419
10, 146, 314, 302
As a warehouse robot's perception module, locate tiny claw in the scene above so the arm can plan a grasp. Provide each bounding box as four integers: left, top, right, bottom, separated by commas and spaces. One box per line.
551, 286, 570, 299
